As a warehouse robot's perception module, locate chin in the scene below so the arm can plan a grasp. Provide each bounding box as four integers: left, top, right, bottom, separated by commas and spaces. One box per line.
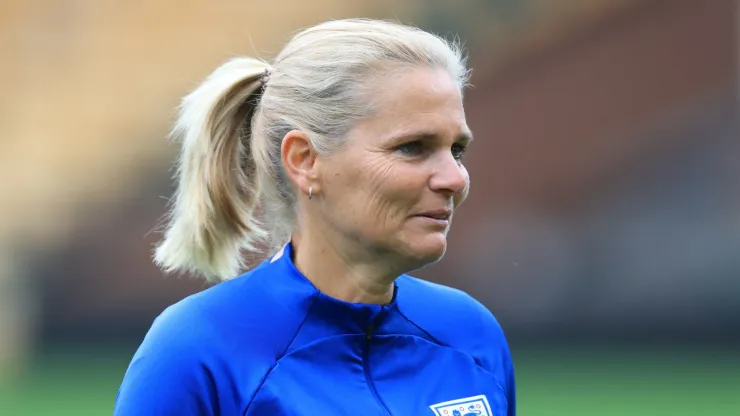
403, 233, 448, 269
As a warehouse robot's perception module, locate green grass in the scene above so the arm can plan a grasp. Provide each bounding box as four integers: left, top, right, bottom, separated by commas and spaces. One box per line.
514, 346, 740, 415
1, 346, 738, 415
0, 349, 130, 416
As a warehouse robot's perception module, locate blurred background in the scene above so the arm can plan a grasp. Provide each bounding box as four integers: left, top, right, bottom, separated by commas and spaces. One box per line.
1, 0, 739, 414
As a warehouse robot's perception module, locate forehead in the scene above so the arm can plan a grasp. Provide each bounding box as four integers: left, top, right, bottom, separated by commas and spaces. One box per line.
357, 66, 468, 139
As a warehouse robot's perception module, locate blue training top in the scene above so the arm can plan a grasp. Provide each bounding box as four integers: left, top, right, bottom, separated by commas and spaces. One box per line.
114, 243, 516, 415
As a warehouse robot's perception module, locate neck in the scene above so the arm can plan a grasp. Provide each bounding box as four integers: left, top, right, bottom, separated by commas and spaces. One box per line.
290, 228, 397, 305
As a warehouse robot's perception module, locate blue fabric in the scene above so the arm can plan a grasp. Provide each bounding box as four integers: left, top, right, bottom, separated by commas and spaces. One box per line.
114, 243, 516, 415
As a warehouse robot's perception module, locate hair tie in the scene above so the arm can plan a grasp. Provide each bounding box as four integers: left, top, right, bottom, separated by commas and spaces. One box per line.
259, 68, 271, 93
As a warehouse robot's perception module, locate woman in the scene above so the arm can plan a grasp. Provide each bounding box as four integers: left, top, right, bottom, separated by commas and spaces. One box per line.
114, 18, 515, 416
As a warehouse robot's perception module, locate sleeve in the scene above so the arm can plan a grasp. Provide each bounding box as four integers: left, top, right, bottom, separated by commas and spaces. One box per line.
113, 306, 219, 416
502, 339, 516, 416
471, 297, 516, 416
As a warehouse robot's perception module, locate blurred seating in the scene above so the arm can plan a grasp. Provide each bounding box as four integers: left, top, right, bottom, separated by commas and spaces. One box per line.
1, 0, 738, 369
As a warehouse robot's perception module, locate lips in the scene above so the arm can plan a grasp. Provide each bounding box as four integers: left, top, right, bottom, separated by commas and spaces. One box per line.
415, 209, 452, 221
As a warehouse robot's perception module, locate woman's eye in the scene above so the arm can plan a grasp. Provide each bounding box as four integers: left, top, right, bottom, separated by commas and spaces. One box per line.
396, 141, 425, 157
451, 143, 468, 160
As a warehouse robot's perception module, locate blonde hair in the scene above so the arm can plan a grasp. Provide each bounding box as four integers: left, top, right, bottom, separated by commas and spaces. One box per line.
154, 18, 470, 281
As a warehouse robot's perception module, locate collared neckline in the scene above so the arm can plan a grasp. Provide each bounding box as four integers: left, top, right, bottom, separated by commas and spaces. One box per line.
269, 242, 399, 333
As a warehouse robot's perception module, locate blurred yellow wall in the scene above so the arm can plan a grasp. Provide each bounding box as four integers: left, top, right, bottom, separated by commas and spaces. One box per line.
0, 0, 637, 251
0, 0, 417, 248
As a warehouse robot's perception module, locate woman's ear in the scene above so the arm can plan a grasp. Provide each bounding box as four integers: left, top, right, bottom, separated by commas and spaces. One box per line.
281, 130, 319, 198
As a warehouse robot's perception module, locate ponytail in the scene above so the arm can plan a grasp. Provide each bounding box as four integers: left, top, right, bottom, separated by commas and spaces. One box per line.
154, 58, 271, 281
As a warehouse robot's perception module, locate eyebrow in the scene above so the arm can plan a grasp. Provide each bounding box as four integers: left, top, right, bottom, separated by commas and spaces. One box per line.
391, 129, 475, 144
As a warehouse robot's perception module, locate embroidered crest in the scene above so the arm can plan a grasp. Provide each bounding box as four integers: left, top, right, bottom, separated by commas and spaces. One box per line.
430, 395, 492, 416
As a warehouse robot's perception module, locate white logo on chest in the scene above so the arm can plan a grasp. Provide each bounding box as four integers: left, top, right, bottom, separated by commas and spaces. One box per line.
430, 395, 492, 416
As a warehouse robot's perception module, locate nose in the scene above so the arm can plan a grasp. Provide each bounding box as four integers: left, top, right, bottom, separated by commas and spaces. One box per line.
429, 152, 468, 197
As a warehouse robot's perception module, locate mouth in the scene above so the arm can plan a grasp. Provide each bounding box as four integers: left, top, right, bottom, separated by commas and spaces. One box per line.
414, 209, 453, 224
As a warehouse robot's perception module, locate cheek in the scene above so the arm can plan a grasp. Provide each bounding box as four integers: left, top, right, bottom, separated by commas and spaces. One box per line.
354, 157, 426, 230
322, 152, 426, 233
325, 157, 402, 220
363, 160, 414, 217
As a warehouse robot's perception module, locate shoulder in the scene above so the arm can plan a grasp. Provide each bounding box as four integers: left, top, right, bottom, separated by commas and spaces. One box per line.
150, 260, 316, 351
139, 261, 316, 362
113, 286, 230, 415
396, 275, 516, 407
395, 275, 513, 375
115, 263, 316, 414
138, 276, 252, 357
396, 275, 505, 341
125, 276, 254, 370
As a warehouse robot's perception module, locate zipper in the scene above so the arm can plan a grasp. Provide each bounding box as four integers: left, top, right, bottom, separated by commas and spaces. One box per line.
363, 315, 392, 416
